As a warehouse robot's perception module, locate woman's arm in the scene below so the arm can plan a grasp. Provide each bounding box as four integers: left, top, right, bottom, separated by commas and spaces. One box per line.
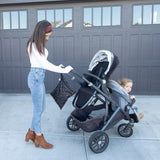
32, 44, 73, 73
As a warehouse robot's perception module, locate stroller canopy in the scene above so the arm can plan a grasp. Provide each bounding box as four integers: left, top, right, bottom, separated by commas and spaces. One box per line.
88, 50, 119, 80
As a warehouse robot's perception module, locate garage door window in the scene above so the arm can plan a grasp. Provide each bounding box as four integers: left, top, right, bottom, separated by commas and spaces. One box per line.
153, 4, 160, 24
133, 4, 160, 25
37, 8, 72, 28
84, 6, 121, 27
0, 10, 27, 30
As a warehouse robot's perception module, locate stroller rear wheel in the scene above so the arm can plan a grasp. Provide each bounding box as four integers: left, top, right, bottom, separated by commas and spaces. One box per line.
118, 123, 133, 137
89, 131, 109, 153
66, 116, 80, 131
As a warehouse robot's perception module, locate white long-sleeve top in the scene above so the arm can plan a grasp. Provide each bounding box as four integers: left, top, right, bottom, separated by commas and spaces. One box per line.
28, 43, 70, 73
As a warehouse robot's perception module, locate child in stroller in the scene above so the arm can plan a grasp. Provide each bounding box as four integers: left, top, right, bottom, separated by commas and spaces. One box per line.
118, 78, 143, 120
66, 50, 140, 153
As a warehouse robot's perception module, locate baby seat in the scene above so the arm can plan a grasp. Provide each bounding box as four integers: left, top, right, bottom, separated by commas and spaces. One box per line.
72, 50, 119, 109
106, 80, 139, 123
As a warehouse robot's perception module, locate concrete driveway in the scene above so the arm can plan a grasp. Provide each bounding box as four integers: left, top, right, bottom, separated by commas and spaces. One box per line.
0, 94, 160, 160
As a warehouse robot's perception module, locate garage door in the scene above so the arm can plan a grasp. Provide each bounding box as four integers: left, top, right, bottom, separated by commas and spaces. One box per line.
0, 1, 160, 94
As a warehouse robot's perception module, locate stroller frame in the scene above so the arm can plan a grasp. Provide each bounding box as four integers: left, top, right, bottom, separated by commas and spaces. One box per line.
69, 70, 136, 128
66, 50, 139, 153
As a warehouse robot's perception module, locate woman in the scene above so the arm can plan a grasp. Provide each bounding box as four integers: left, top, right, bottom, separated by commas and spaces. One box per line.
25, 20, 73, 149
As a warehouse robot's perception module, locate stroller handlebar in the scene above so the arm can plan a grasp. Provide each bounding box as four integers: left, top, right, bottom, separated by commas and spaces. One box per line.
68, 70, 106, 85
67, 70, 84, 85
68, 69, 118, 106
83, 72, 105, 84
69, 70, 106, 87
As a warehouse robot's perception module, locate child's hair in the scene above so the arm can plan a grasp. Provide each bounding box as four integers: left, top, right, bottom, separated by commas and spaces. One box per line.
118, 78, 133, 87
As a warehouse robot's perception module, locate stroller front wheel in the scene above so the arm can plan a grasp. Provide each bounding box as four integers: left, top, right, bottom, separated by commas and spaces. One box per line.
89, 131, 109, 153
118, 123, 133, 137
66, 116, 80, 131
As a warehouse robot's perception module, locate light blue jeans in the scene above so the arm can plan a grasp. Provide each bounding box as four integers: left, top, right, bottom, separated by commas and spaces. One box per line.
28, 68, 46, 134
133, 106, 138, 112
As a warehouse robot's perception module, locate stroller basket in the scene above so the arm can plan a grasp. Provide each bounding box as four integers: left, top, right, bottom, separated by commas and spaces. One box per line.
71, 112, 104, 132
71, 104, 105, 132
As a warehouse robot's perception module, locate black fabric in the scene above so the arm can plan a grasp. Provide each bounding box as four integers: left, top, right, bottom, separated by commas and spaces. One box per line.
71, 115, 104, 132
50, 74, 75, 109
130, 114, 139, 123
91, 61, 109, 79
72, 104, 106, 121
74, 61, 109, 109
82, 61, 109, 88
71, 104, 106, 132
74, 87, 95, 108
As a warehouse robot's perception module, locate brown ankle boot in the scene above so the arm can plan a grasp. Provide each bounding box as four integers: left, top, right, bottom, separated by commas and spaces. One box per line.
35, 134, 53, 149
138, 113, 144, 120
25, 129, 35, 143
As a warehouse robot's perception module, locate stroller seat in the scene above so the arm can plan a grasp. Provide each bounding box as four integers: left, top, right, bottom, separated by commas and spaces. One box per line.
72, 50, 119, 109
73, 61, 109, 109
73, 87, 96, 109
107, 80, 139, 122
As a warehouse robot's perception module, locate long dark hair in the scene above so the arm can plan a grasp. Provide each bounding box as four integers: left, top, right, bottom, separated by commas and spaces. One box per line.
26, 20, 52, 55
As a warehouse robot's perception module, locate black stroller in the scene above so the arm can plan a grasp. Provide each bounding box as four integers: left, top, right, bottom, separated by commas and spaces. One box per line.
66, 50, 140, 153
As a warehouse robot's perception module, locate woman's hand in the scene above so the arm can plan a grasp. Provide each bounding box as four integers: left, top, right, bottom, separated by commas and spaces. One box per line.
59, 64, 64, 68
65, 65, 73, 73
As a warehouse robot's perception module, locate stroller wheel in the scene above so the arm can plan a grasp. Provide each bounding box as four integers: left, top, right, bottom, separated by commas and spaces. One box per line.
89, 131, 109, 153
118, 123, 133, 137
66, 116, 80, 131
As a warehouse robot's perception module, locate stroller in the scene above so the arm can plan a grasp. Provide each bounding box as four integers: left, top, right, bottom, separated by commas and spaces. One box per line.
66, 50, 140, 153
